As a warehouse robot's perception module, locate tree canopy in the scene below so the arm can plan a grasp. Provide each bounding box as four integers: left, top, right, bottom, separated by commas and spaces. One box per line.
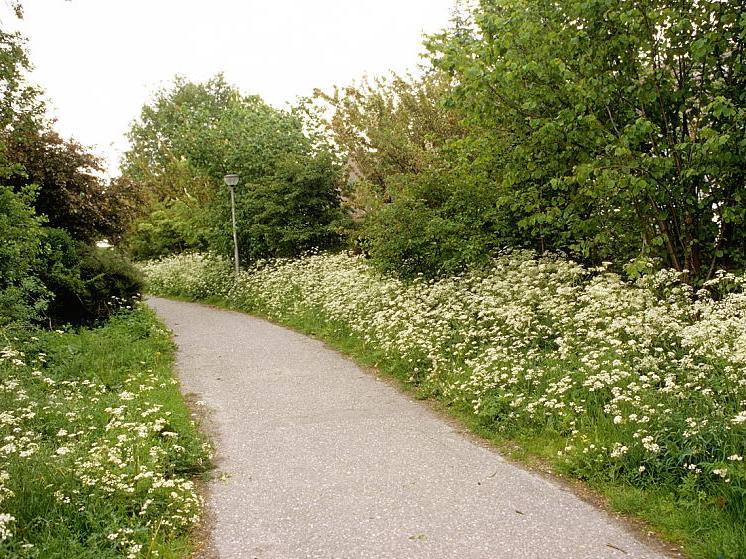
425, 0, 746, 277
314, 72, 465, 212
102, 2, 746, 282
2, 127, 133, 241
121, 75, 344, 262
312, 0, 746, 279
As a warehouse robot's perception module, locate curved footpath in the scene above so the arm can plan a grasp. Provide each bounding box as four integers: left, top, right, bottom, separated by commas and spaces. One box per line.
148, 297, 673, 559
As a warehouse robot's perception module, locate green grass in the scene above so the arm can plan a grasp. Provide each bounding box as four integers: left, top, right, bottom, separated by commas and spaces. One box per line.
169, 294, 746, 559
0, 305, 211, 558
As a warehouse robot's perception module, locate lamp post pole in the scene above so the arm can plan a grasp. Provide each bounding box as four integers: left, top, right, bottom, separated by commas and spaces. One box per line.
223, 174, 240, 281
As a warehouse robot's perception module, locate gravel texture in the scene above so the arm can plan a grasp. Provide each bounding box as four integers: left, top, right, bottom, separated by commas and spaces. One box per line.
148, 297, 672, 559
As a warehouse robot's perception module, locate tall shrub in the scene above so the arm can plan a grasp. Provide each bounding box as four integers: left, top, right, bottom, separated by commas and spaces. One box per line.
427, 0, 746, 277
0, 186, 47, 326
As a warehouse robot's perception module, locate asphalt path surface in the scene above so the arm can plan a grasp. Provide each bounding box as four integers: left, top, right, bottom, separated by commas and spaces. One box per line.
148, 297, 672, 559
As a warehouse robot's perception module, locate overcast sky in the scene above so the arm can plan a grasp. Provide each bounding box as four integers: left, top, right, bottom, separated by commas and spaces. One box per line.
4, 0, 455, 176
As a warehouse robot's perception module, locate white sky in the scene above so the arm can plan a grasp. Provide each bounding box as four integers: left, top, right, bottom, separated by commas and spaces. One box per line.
4, 0, 455, 176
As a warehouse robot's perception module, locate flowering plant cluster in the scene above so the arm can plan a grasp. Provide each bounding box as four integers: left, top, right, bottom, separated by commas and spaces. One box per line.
0, 306, 211, 557
145, 252, 746, 523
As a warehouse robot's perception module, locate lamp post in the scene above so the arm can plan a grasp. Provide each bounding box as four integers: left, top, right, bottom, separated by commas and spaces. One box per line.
223, 173, 240, 281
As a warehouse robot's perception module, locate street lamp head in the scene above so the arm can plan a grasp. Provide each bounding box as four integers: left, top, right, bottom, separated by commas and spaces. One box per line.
223, 173, 239, 187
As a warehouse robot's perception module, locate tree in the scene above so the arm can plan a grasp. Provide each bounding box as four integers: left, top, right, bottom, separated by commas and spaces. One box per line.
315, 70, 525, 276
0, 26, 43, 138
1, 10, 45, 187
1, 8, 143, 328
361, 166, 514, 277
124, 197, 212, 260
428, 0, 746, 277
3, 128, 128, 241
124, 75, 311, 185
213, 153, 343, 261
2, 15, 131, 244
122, 75, 344, 262
314, 71, 466, 213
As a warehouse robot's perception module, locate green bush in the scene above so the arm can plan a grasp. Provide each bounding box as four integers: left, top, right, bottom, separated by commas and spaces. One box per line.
362, 171, 518, 278
35, 227, 85, 326
73, 245, 143, 325
0, 185, 48, 327
31, 229, 143, 327
427, 0, 746, 278
124, 198, 211, 261
211, 153, 344, 263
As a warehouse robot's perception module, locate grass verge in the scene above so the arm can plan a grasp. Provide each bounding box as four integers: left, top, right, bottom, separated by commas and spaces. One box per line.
0, 305, 211, 558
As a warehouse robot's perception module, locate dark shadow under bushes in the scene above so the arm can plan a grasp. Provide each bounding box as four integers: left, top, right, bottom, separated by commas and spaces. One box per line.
39, 228, 144, 327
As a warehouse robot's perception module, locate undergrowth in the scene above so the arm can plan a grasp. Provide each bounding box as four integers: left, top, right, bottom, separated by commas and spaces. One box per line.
0, 305, 211, 558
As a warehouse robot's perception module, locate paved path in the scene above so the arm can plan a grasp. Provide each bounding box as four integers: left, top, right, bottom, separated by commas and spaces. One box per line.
148, 297, 671, 559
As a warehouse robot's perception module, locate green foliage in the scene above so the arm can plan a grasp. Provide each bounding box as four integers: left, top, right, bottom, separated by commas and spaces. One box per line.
35, 227, 85, 324
213, 153, 344, 261
362, 168, 514, 277
120, 157, 215, 258
0, 306, 211, 557
70, 245, 143, 326
122, 75, 345, 263
0, 19, 48, 327
125, 197, 211, 261
316, 71, 505, 277
426, 0, 746, 278
0, 25, 44, 137
0, 214, 143, 328
316, 0, 746, 280
0, 185, 47, 326
315, 71, 465, 212
124, 75, 309, 185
